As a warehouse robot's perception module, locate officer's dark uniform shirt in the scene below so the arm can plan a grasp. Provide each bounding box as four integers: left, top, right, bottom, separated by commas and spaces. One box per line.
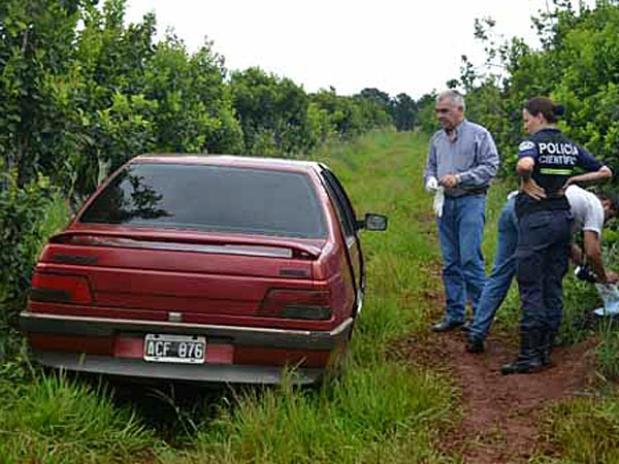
516, 128, 603, 217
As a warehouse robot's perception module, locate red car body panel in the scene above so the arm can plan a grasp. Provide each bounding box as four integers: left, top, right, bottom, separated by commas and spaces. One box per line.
20, 155, 367, 384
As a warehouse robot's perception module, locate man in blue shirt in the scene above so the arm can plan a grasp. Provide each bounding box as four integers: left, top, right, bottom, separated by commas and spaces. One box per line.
424, 90, 500, 332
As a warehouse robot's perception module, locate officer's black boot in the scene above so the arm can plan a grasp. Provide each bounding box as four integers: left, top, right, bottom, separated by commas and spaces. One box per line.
501, 329, 544, 375
540, 331, 557, 366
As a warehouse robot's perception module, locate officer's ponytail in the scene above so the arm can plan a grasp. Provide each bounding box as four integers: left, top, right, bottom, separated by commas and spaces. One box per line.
525, 97, 564, 123
554, 104, 566, 117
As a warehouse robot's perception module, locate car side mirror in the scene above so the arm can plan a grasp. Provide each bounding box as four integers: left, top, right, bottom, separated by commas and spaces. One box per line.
356, 213, 388, 231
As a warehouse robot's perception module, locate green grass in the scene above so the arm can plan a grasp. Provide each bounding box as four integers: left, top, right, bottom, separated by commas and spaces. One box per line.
0, 374, 157, 463
539, 394, 619, 464
161, 365, 453, 464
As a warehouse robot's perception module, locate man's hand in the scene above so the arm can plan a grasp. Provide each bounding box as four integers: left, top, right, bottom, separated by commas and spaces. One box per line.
604, 270, 619, 284
521, 177, 546, 200
439, 174, 458, 189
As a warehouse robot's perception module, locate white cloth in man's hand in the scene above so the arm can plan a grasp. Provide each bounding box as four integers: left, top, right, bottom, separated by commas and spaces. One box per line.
433, 187, 445, 218
425, 176, 438, 193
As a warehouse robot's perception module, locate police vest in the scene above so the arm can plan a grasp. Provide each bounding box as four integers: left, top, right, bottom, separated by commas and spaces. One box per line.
516, 128, 602, 217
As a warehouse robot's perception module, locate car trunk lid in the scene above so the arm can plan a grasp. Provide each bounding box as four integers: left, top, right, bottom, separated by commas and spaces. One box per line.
37, 229, 325, 317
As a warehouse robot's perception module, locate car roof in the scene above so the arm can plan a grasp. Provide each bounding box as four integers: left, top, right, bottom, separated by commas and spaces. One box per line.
132, 154, 324, 174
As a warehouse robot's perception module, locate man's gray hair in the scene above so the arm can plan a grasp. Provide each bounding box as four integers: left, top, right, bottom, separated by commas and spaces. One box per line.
437, 90, 466, 111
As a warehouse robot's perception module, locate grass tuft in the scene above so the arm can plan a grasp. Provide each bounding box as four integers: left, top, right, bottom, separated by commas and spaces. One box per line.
542, 394, 619, 464
0, 373, 156, 463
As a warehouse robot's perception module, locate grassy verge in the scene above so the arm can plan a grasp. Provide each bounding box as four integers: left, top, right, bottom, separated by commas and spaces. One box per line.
538, 393, 619, 464
0, 373, 157, 463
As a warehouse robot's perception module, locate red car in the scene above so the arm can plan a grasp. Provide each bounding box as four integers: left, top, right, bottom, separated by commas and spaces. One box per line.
20, 155, 387, 385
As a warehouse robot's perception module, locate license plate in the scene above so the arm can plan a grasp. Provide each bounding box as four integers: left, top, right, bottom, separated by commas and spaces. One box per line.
143, 334, 206, 364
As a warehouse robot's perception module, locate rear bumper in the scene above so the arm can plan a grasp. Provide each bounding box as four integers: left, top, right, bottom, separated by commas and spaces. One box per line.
33, 351, 323, 385
20, 311, 353, 351
20, 311, 352, 384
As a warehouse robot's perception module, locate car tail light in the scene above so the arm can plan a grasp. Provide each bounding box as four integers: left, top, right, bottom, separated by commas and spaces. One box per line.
259, 289, 332, 320
30, 273, 93, 304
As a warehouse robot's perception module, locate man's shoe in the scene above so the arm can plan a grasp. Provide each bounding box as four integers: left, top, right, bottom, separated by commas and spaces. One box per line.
431, 319, 464, 332
466, 336, 485, 353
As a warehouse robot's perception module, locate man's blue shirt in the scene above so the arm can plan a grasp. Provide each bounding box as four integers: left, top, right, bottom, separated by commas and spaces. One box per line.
424, 119, 499, 197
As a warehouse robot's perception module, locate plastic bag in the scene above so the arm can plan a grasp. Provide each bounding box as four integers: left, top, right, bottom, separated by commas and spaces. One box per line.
593, 283, 619, 316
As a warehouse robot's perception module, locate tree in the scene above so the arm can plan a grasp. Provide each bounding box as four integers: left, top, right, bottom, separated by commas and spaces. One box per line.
0, 0, 82, 187
416, 92, 438, 134
358, 88, 391, 110
391, 93, 417, 131
230, 67, 312, 155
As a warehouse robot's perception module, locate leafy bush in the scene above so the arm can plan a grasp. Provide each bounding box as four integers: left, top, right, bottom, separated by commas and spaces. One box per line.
0, 167, 69, 359
0, 168, 58, 310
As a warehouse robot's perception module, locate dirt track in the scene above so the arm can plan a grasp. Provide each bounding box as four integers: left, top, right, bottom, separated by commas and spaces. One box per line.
394, 323, 595, 463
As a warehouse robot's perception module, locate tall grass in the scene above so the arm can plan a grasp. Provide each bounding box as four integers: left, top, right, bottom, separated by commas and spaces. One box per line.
162, 365, 453, 464
541, 394, 619, 464
0, 374, 156, 463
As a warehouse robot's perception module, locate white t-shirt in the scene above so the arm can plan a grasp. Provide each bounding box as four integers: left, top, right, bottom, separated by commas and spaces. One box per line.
566, 185, 604, 236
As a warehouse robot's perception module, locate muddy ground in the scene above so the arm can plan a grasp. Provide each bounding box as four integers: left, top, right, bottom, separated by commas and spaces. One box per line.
391, 311, 596, 464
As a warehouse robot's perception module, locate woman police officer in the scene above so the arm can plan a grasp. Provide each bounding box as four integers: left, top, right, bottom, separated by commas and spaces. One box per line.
502, 97, 612, 375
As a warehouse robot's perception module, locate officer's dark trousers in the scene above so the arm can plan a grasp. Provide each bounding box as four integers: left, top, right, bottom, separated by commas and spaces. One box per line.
516, 210, 572, 353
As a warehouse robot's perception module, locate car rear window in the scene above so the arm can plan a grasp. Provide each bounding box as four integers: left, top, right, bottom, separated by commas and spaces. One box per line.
79, 163, 327, 238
